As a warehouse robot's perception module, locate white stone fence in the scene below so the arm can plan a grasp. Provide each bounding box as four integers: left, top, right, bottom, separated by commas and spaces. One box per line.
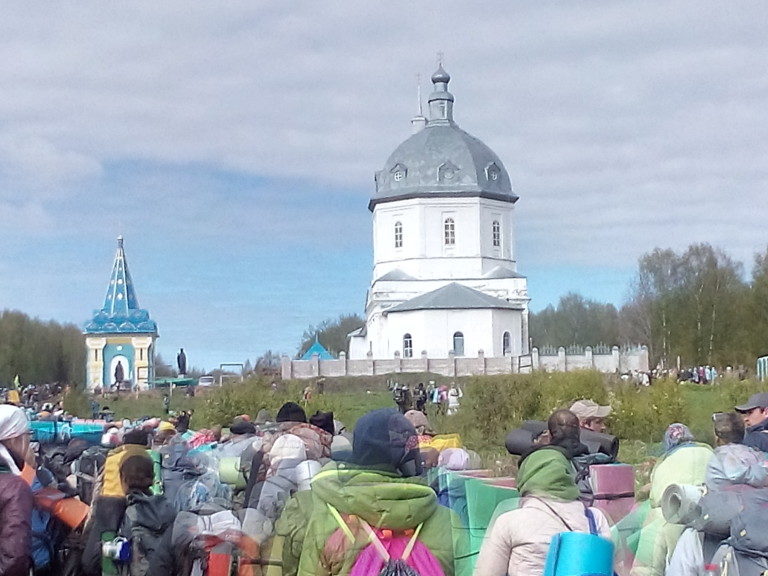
281, 345, 649, 380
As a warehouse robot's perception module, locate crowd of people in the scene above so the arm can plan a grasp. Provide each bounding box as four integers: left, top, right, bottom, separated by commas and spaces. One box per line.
0, 385, 767, 576
390, 380, 463, 415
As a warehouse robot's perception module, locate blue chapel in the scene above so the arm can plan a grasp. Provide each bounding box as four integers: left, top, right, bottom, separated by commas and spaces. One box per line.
83, 236, 158, 391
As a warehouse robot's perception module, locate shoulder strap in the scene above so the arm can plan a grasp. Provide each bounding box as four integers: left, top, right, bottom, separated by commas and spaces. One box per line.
327, 503, 355, 543
530, 497, 576, 532
585, 508, 597, 535
327, 503, 424, 563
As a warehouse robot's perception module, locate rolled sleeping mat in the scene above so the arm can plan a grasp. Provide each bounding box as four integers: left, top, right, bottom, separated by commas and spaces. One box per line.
579, 429, 619, 460
543, 531, 614, 576
34, 487, 91, 529
520, 420, 619, 459
521, 420, 548, 436
505, 428, 536, 456
218, 456, 247, 488
295, 460, 322, 491
661, 484, 705, 525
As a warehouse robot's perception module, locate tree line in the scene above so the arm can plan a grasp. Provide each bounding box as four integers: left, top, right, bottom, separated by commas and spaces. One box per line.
531, 243, 768, 369
0, 309, 85, 386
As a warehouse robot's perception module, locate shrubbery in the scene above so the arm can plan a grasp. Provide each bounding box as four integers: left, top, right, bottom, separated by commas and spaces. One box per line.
443, 371, 609, 452
194, 370, 762, 467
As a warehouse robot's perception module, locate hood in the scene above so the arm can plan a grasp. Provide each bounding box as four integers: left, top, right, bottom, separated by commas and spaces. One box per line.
311, 461, 437, 530
126, 491, 176, 532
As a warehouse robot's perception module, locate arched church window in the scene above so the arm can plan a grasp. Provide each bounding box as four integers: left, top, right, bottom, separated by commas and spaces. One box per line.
394, 221, 403, 248
403, 334, 413, 358
453, 332, 464, 356
503, 331, 511, 355
444, 218, 455, 246
492, 220, 501, 247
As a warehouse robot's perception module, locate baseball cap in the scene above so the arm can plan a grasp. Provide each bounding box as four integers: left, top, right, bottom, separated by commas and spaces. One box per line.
734, 392, 768, 413
404, 410, 435, 434
570, 399, 612, 420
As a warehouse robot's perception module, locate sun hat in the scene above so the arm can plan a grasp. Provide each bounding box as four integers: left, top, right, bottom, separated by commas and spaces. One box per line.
570, 399, 612, 420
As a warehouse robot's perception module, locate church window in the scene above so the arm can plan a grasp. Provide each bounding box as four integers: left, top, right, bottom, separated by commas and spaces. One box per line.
394, 221, 403, 248
503, 331, 511, 355
486, 162, 501, 182
453, 332, 464, 356
403, 334, 413, 358
492, 220, 501, 247
438, 161, 459, 183
444, 218, 455, 245
390, 163, 407, 183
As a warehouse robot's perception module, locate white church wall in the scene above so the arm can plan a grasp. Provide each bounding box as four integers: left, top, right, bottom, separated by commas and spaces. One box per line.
374, 197, 505, 280
490, 309, 524, 357
348, 336, 369, 360
479, 199, 515, 263
372, 199, 423, 270
384, 308, 495, 358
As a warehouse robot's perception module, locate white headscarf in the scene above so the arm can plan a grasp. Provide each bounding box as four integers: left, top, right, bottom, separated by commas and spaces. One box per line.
0, 404, 30, 475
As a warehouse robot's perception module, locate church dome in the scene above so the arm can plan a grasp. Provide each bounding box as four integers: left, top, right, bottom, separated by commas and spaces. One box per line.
370, 67, 517, 211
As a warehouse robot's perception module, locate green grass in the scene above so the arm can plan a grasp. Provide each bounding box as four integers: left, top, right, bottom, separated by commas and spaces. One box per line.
92, 389, 204, 422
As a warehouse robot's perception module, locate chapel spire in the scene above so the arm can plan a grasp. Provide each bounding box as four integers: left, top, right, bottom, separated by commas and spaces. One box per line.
102, 235, 140, 316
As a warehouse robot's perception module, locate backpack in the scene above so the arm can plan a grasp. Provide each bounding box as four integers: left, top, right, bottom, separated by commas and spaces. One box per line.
713, 502, 768, 576
120, 496, 176, 576
159, 436, 190, 504
72, 446, 108, 504
326, 504, 446, 576
712, 544, 768, 576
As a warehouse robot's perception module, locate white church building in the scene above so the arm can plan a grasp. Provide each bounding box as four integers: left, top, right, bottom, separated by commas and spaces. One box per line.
281, 66, 649, 380
348, 66, 530, 361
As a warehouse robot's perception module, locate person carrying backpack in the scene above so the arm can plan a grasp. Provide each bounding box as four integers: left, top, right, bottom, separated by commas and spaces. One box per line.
294, 407, 469, 576
113, 454, 177, 576
475, 447, 611, 576
80, 428, 152, 576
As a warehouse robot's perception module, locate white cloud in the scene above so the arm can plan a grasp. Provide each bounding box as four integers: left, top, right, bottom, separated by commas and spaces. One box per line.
1, 1, 767, 366
0, 132, 102, 189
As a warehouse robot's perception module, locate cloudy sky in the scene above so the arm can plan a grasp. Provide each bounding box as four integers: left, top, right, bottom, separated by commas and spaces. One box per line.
1, 2, 766, 371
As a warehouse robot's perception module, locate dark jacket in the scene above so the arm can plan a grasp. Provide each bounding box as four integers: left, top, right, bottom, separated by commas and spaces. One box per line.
81, 496, 127, 576
0, 467, 34, 576
119, 491, 177, 576
744, 418, 768, 453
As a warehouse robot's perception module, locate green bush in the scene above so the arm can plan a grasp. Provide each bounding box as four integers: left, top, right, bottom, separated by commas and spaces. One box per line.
444, 370, 607, 452
609, 379, 688, 443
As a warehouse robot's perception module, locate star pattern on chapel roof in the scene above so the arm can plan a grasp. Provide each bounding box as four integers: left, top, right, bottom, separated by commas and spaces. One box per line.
84, 236, 158, 335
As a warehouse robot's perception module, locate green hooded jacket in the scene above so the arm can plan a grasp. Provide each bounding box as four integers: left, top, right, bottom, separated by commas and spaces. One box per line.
283, 461, 469, 576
